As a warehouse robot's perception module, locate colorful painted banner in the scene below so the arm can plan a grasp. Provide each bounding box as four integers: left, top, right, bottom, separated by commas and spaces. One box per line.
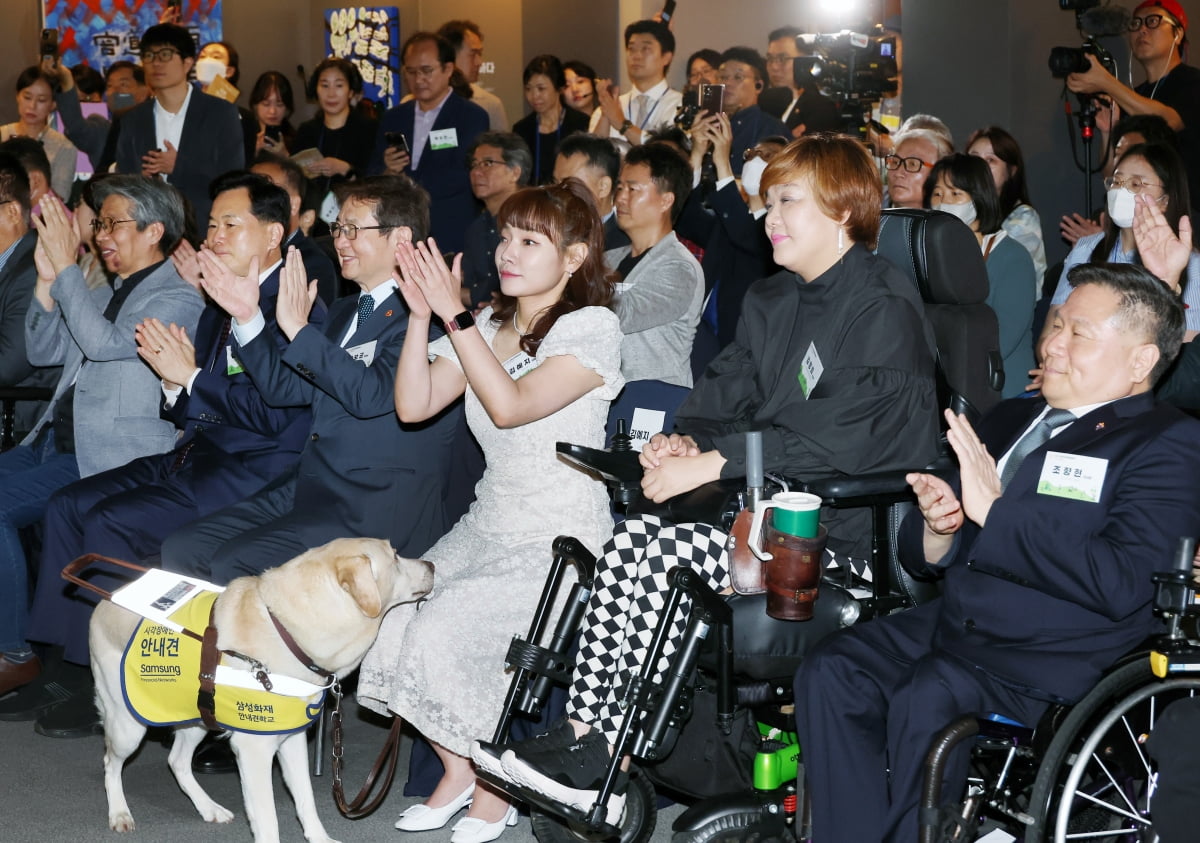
42, 0, 223, 72
325, 7, 400, 109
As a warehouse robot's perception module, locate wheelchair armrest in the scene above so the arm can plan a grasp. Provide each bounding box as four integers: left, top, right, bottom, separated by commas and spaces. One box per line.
556, 442, 641, 483
799, 455, 956, 509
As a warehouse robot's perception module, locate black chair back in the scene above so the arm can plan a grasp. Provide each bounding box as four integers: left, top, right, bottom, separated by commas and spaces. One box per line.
876, 208, 1003, 422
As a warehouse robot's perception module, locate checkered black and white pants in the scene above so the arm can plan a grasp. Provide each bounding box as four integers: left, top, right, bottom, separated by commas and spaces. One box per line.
565, 515, 731, 744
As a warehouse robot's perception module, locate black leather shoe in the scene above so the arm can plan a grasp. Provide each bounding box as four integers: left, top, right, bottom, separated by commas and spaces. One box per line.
193, 731, 238, 774
34, 689, 102, 739
0, 671, 78, 721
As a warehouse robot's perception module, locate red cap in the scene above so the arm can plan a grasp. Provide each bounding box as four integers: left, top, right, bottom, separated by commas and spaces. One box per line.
1134, 0, 1189, 33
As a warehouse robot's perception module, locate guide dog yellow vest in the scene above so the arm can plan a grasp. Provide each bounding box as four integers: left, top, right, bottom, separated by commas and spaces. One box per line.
121, 591, 327, 734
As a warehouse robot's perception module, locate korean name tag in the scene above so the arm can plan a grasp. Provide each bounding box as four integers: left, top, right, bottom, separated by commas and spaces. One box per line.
346, 340, 377, 366
429, 128, 459, 150
225, 346, 244, 376
628, 408, 667, 451
1036, 451, 1108, 502
797, 342, 824, 399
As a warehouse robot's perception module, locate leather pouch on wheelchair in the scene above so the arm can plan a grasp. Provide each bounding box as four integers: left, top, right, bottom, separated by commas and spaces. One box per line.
727, 509, 765, 595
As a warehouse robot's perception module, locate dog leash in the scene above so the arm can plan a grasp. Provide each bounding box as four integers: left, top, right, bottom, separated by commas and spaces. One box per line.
330, 685, 405, 819
64, 553, 398, 813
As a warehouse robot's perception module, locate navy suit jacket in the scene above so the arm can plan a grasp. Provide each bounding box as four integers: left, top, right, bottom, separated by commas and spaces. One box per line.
233, 288, 460, 558
164, 267, 323, 504
900, 393, 1200, 703
114, 90, 245, 232
370, 93, 489, 253
0, 232, 61, 430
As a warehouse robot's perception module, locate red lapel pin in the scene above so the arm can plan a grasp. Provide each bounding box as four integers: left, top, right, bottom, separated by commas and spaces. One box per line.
385, 309, 394, 317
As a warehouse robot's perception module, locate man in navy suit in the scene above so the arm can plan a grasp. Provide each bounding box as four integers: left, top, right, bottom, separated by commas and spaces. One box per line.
113, 24, 245, 233
794, 262, 1200, 842
161, 174, 460, 583
4, 173, 322, 735
371, 32, 488, 253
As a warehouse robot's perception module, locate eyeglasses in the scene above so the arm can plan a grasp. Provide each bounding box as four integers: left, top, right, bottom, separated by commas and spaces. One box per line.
1128, 14, 1178, 31
90, 217, 137, 234
402, 65, 442, 79
884, 155, 934, 173
718, 73, 752, 85
330, 221, 388, 240
1104, 175, 1168, 198
140, 47, 181, 64
467, 158, 506, 171
743, 147, 777, 163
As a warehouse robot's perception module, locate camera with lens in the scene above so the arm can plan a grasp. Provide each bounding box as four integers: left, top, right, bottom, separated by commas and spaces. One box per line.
674, 97, 701, 131
1048, 0, 1124, 79
794, 26, 899, 105
1048, 36, 1116, 78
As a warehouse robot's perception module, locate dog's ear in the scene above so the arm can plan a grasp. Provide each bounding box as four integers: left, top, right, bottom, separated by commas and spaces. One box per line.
337, 553, 383, 618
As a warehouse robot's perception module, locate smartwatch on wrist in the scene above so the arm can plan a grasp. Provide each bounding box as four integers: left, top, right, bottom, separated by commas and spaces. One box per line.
444, 311, 475, 333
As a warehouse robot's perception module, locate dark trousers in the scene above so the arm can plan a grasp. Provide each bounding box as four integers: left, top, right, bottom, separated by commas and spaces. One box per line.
26, 450, 278, 664
793, 601, 1049, 843
160, 473, 311, 585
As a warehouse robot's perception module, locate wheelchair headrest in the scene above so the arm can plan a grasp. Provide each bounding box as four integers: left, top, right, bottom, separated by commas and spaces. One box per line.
876, 209, 989, 306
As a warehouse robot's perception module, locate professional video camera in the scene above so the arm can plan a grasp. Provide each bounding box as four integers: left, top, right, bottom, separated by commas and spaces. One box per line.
1048, 0, 1125, 78
794, 27, 898, 107
1048, 0, 1131, 213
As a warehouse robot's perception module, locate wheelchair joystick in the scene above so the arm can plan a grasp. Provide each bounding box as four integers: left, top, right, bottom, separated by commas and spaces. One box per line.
610, 418, 633, 453
745, 430, 764, 513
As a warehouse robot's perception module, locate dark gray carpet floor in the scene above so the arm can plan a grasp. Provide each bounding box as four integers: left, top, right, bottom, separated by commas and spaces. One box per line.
0, 700, 683, 842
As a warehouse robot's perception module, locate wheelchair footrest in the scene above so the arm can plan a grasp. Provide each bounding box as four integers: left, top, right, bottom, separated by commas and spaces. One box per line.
476, 768, 624, 837
504, 637, 575, 686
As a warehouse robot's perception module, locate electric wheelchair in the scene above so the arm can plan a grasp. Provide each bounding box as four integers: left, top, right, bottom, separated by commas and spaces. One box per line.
472, 209, 1025, 841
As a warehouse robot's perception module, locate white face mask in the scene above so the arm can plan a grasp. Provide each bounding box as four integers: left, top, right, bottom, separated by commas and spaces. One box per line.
932, 200, 977, 227
195, 57, 227, 85
1107, 187, 1137, 229
740, 156, 769, 197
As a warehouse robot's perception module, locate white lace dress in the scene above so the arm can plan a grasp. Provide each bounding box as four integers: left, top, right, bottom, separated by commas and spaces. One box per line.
356, 306, 624, 755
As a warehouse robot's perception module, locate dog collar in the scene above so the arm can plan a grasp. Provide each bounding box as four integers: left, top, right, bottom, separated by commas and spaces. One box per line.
267, 609, 335, 682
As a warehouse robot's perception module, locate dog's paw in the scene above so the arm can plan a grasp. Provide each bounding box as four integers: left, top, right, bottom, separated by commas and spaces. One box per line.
200, 802, 235, 824
108, 811, 135, 833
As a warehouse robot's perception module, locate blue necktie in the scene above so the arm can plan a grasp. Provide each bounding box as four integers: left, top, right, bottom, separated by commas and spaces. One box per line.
355, 295, 374, 331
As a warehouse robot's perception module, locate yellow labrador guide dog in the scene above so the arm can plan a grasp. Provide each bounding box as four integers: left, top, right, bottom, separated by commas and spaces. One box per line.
86, 538, 434, 843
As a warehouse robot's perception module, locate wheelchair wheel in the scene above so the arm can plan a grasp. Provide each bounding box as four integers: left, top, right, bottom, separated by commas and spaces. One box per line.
529, 771, 657, 843
671, 811, 792, 843
1025, 658, 1200, 842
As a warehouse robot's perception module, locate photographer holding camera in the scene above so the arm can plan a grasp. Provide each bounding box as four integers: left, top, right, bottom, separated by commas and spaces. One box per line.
1066, 1, 1200, 205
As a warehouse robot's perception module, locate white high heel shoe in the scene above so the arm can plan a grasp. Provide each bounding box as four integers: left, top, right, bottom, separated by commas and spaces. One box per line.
393, 782, 475, 831
449, 804, 519, 843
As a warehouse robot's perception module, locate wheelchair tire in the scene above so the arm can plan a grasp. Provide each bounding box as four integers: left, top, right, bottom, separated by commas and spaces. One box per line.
670, 810, 792, 843
529, 771, 656, 843
1024, 658, 1200, 842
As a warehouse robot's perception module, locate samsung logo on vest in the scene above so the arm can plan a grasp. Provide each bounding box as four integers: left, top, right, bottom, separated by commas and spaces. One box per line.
141, 664, 182, 676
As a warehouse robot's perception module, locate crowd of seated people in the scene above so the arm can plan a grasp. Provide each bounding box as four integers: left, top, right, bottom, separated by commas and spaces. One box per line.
0, 3, 1199, 841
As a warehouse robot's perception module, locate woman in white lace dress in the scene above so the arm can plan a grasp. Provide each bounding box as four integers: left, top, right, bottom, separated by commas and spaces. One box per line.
357, 178, 624, 843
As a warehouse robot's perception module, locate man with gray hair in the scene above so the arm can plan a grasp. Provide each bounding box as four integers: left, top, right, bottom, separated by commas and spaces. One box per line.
0, 174, 203, 697
886, 126, 952, 209
462, 131, 532, 310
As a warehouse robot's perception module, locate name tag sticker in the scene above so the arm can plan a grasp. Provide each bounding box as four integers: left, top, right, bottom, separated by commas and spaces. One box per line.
1037, 451, 1108, 502
798, 342, 823, 399
429, 128, 459, 150
502, 350, 539, 379
225, 346, 244, 376
346, 340, 377, 366
628, 408, 667, 451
